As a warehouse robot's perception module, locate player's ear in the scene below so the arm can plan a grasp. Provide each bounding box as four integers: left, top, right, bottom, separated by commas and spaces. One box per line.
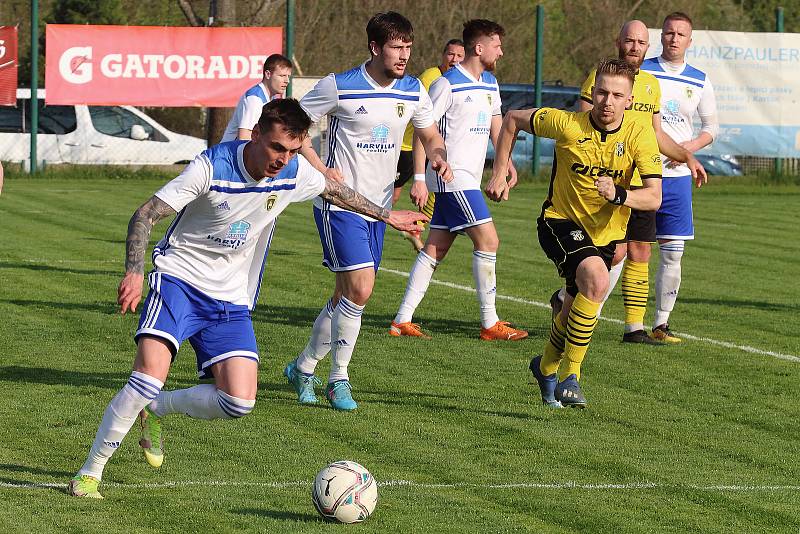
265, 70, 272, 79
369, 41, 380, 56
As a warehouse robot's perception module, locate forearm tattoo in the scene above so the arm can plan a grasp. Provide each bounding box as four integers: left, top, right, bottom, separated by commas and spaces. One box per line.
125, 196, 176, 273
320, 179, 391, 221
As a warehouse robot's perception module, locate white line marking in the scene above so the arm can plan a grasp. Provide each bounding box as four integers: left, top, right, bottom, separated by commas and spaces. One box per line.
3, 479, 799, 492
378, 267, 800, 363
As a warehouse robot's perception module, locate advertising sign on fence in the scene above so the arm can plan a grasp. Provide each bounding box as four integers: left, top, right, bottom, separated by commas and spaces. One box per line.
0, 26, 18, 106
648, 29, 800, 157
45, 24, 282, 107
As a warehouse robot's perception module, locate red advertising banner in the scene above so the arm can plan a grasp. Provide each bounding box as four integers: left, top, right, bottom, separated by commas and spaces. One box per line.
45, 24, 282, 107
0, 26, 18, 106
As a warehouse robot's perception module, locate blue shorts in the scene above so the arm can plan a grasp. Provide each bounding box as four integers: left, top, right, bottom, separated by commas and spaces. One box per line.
656, 175, 694, 240
313, 205, 386, 272
429, 190, 492, 232
135, 272, 259, 379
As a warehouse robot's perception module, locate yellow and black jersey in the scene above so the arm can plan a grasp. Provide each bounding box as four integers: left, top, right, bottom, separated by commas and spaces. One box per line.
581, 68, 661, 187
531, 108, 661, 246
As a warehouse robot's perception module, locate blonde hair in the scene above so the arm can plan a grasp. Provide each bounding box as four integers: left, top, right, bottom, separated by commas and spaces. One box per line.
596, 58, 635, 87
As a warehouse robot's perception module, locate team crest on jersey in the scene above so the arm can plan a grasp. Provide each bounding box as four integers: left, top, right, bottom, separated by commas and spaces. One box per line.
685, 87, 693, 99
570, 230, 585, 242
396, 102, 405, 117
646, 84, 652, 95
265, 194, 278, 211
615, 142, 625, 156
487, 94, 492, 106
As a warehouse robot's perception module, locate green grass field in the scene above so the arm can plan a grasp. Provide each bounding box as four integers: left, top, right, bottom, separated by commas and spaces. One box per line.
0, 171, 798, 533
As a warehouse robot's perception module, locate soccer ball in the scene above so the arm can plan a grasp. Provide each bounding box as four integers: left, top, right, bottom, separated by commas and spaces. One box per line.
312, 460, 378, 523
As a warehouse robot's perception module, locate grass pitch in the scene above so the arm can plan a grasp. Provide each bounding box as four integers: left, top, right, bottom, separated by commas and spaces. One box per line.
0, 171, 798, 533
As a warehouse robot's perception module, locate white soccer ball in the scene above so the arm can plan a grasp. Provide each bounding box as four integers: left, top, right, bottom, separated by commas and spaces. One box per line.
312, 460, 378, 523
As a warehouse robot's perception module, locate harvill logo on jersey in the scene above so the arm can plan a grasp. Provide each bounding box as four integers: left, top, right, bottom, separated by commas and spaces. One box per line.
265, 194, 278, 211
396, 102, 405, 117
469, 111, 491, 135
207, 219, 251, 249
356, 123, 395, 153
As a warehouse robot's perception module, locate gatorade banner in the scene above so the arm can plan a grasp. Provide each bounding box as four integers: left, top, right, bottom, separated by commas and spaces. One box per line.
0, 26, 18, 106
648, 29, 800, 157
45, 24, 282, 107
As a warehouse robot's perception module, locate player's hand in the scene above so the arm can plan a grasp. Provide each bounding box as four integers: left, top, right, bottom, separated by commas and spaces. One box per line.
430, 156, 453, 183
324, 167, 344, 183
484, 174, 510, 202
118, 272, 144, 314
686, 154, 708, 188
410, 180, 429, 210
386, 210, 430, 232
595, 176, 616, 201
507, 159, 519, 189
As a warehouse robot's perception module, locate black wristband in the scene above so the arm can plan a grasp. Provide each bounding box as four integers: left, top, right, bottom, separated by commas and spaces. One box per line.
609, 184, 627, 205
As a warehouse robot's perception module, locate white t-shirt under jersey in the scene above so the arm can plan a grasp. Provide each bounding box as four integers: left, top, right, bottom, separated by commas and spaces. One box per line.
152, 141, 325, 309
300, 62, 434, 220
641, 56, 717, 177
221, 83, 279, 143
425, 64, 501, 192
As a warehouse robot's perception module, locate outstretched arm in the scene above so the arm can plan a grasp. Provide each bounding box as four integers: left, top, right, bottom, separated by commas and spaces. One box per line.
118, 196, 176, 314
652, 114, 707, 186
486, 109, 537, 202
320, 177, 428, 232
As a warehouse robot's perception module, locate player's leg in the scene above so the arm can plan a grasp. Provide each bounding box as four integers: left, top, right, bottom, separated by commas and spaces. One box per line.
653, 175, 694, 343
393, 150, 423, 251
621, 208, 663, 344
597, 241, 627, 317
391, 226, 455, 337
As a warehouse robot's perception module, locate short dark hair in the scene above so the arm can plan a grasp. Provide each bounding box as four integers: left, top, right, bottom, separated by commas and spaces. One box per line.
595, 58, 636, 88
663, 11, 693, 28
443, 39, 465, 53
257, 99, 311, 139
366, 11, 413, 52
263, 53, 292, 74
462, 19, 505, 54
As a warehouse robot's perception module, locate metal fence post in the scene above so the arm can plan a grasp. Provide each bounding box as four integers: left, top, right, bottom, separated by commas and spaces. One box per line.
30, 0, 39, 174
286, 0, 295, 98
775, 6, 784, 176
532, 4, 544, 176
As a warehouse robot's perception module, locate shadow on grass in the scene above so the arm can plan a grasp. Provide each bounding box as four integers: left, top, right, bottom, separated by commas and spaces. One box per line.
231, 508, 321, 523
0, 261, 116, 277
679, 296, 799, 313
3, 299, 119, 314
0, 463, 73, 480
0, 365, 197, 390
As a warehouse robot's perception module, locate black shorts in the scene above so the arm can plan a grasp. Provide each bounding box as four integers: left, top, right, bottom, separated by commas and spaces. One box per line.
394, 150, 414, 188
537, 217, 616, 297
625, 208, 657, 243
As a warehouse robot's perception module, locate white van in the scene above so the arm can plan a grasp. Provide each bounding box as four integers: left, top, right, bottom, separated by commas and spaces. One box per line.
0, 89, 207, 166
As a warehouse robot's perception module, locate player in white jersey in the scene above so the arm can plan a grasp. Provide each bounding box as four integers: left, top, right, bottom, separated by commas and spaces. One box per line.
640, 12, 717, 343
283, 12, 451, 411
68, 99, 428, 499
389, 19, 527, 341
220, 54, 292, 142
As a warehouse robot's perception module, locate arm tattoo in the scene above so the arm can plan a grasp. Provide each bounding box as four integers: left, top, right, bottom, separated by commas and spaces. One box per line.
125, 196, 176, 274
320, 179, 391, 221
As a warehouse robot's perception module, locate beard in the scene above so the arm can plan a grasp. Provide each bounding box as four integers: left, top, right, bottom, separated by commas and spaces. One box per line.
618, 49, 644, 70
384, 67, 404, 79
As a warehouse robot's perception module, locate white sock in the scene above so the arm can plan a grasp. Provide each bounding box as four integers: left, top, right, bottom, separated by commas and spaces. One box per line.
473, 250, 500, 328
295, 299, 335, 375
78, 371, 163, 480
597, 259, 625, 317
654, 241, 684, 328
151, 384, 255, 420
394, 251, 438, 324
328, 296, 364, 383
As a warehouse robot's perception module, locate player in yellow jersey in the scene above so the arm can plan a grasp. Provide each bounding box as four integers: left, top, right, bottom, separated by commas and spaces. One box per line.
549, 20, 705, 345
487, 59, 662, 408
394, 39, 465, 251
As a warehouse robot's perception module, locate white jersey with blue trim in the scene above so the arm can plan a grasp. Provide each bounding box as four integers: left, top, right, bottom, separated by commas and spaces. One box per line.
425, 64, 501, 192
641, 56, 717, 177
221, 83, 278, 143
152, 141, 325, 309
300, 62, 435, 220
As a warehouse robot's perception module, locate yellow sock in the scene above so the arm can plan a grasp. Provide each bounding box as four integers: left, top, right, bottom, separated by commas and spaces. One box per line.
622, 260, 649, 331
559, 292, 600, 381
540, 313, 566, 376
421, 193, 436, 220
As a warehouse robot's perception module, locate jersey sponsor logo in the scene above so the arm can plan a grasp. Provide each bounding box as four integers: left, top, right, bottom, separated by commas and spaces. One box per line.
207, 219, 251, 249
396, 102, 405, 117
265, 194, 278, 211
538, 110, 549, 121
569, 229, 585, 242
215, 201, 231, 211
652, 154, 662, 164
632, 102, 657, 113
356, 123, 395, 153
469, 111, 491, 135
615, 142, 625, 156
571, 162, 624, 179
355, 105, 368, 114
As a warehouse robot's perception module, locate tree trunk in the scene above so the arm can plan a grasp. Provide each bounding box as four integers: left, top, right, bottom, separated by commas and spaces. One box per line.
205, 0, 237, 146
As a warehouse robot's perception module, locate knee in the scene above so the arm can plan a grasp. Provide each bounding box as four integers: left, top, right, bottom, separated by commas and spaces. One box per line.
659, 241, 685, 265
628, 241, 652, 262
611, 243, 628, 265
216, 389, 256, 419
344, 281, 374, 305
579, 272, 609, 302
478, 234, 500, 253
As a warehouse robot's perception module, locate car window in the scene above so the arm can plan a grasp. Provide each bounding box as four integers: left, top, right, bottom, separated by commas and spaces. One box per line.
500, 87, 580, 115
14, 99, 78, 134
0, 105, 22, 133
88, 106, 167, 142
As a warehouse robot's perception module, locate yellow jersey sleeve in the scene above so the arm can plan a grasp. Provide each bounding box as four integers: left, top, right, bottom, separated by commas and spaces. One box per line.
531, 108, 570, 141
632, 125, 662, 179
579, 69, 596, 105
402, 67, 442, 151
